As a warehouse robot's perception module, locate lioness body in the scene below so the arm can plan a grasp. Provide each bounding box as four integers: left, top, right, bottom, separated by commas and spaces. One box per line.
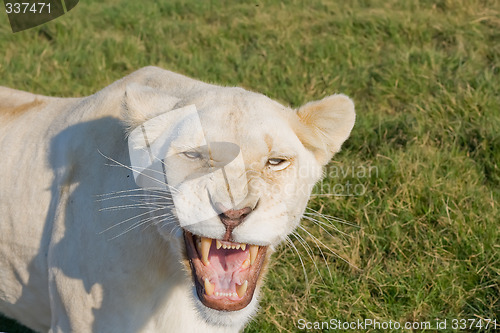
0, 67, 355, 332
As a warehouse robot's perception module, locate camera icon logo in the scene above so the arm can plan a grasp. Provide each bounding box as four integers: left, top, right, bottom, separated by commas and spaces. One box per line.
128, 105, 250, 228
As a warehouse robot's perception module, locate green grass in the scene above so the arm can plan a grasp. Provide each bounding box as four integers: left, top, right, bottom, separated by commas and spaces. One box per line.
1, 0, 499, 332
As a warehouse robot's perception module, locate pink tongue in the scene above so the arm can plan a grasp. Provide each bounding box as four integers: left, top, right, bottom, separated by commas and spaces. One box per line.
208, 246, 249, 290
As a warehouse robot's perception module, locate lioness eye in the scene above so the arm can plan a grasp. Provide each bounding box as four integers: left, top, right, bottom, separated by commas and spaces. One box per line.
182, 151, 202, 159
267, 158, 290, 171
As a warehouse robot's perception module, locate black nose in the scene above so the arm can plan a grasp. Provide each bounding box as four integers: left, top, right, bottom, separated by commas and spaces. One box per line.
215, 203, 252, 241
219, 206, 252, 228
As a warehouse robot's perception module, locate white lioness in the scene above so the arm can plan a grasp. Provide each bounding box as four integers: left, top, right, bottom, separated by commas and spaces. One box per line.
0, 67, 355, 332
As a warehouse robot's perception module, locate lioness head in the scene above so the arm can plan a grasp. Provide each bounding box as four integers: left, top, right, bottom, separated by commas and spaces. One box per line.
122, 81, 355, 325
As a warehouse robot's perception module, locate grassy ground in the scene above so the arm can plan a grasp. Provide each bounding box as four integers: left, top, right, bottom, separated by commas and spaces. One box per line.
1, 0, 499, 332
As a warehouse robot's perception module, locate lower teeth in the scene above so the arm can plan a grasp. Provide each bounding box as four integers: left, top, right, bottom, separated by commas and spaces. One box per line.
215, 292, 237, 297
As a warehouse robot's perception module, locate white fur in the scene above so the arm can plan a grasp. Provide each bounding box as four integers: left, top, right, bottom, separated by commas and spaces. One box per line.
0, 67, 355, 332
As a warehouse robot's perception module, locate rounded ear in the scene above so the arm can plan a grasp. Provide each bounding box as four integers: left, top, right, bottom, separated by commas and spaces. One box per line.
296, 94, 355, 165
121, 83, 181, 135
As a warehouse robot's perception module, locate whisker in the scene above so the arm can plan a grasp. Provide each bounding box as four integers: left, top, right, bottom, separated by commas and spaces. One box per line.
99, 204, 154, 212
299, 225, 358, 270
107, 211, 173, 241
99, 195, 173, 210
96, 188, 173, 198
284, 236, 309, 287
96, 192, 173, 202
291, 230, 325, 285
305, 207, 360, 228
97, 150, 179, 193
141, 212, 177, 232
155, 218, 183, 237
302, 215, 350, 239
297, 225, 332, 280
99, 207, 165, 234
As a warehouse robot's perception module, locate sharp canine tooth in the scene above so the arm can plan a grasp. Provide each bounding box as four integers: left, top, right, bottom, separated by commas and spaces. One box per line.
201, 237, 212, 265
204, 278, 215, 296
236, 280, 248, 298
241, 243, 246, 251
216, 240, 222, 249
249, 245, 259, 265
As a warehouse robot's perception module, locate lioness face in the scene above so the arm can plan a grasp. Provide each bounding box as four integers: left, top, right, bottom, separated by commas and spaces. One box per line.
125, 85, 355, 323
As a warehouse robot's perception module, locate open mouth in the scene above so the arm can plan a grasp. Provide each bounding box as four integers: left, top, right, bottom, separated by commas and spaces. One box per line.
183, 231, 268, 311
